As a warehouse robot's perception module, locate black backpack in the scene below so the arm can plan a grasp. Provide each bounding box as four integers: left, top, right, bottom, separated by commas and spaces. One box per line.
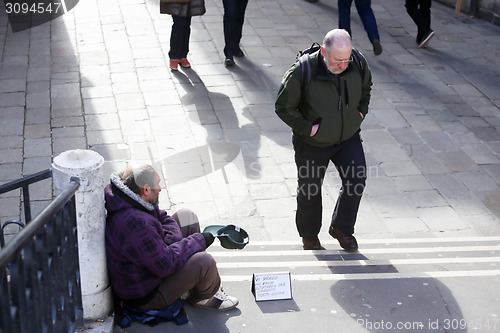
296, 42, 364, 92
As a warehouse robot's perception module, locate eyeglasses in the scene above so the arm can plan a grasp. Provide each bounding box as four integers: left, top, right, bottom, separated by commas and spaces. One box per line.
333, 58, 352, 64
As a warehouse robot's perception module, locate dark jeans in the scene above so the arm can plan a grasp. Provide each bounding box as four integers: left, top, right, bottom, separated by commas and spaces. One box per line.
169, 15, 191, 60
223, 0, 248, 57
293, 133, 366, 236
338, 0, 380, 41
405, 0, 432, 42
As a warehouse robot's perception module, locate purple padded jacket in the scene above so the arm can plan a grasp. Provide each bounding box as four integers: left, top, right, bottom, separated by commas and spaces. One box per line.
104, 172, 206, 300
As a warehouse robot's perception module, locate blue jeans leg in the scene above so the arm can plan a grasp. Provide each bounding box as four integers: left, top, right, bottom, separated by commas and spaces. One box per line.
169, 15, 191, 59
338, 0, 354, 36
338, 0, 380, 41
354, 0, 380, 41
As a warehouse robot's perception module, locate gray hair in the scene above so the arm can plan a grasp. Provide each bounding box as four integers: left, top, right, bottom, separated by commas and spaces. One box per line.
120, 164, 157, 195
323, 29, 352, 53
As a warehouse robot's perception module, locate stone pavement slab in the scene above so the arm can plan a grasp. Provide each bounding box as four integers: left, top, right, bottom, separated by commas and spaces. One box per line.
1, 0, 500, 331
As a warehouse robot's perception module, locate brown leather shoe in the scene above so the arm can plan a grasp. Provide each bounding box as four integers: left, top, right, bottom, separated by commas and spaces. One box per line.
329, 227, 358, 252
302, 236, 324, 250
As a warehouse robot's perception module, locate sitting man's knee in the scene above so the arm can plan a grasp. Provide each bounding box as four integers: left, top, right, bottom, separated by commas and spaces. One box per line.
191, 251, 216, 266
172, 208, 200, 235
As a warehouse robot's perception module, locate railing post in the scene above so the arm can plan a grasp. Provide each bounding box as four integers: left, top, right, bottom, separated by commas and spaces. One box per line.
52, 149, 112, 320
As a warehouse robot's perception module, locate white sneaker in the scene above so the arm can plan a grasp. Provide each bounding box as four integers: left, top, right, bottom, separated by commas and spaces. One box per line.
192, 287, 239, 311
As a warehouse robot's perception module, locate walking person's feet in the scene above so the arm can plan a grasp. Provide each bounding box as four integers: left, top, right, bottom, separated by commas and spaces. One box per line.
169, 59, 179, 71
418, 30, 435, 48
179, 58, 191, 68
224, 57, 235, 67
234, 48, 244, 57
371, 39, 383, 55
302, 236, 324, 250
329, 226, 358, 252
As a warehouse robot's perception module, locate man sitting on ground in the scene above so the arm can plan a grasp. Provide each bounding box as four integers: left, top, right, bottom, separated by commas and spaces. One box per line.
104, 164, 238, 312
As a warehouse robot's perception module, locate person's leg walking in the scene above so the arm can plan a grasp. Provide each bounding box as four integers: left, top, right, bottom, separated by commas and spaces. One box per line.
223, 0, 237, 58
179, 16, 191, 59
169, 15, 190, 60
354, 0, 382, 54
354, 0, 379, 41
419, 0, 432, 32
234, 0, 248, 52
330, 133, 366, 235
405, 0, 432, 43
338, 0, 353, 37
416, 0, 434, 47
293, 138, 329, 238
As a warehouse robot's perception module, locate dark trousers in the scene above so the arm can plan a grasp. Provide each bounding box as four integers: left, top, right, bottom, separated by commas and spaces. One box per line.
169, 15, 191, 60
222, 0, 248, 57
293, 133, 366, 237
405, 0, 432, 43
338, 0, 380, 41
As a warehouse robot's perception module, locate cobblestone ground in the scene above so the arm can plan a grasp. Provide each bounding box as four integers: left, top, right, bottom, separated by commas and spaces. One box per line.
1, 0, 500, 332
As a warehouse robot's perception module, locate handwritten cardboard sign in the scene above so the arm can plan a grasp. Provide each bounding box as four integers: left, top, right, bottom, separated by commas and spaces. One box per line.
251, 272, 292, 302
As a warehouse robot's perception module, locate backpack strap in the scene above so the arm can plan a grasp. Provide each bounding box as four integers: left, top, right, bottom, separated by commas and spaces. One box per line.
351, 47, 364, 79
297, 42, 320, 94
299, 53, 312, 93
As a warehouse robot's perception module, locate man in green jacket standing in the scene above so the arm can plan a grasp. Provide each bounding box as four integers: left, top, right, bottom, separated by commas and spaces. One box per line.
275, 29, 372, 252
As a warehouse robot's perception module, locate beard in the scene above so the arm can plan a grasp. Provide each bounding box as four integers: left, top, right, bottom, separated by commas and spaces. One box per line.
323, 56, 346, 75
326, 63, 346, 75
149, 194, 159, 206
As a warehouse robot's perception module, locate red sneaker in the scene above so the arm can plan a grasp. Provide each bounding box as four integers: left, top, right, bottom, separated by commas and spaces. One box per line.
179, 58, 191, 68
169, 59, 179, 71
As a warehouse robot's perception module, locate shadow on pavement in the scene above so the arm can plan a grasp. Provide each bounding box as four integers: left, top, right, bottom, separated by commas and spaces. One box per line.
332, 277, 467, 332
170, 68, 265, 179
319, 250, 468, 332
255, 298, 300, 314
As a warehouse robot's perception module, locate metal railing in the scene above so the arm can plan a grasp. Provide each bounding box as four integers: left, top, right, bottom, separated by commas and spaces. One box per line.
0, 173, 84, 333
0, 168, 53, 247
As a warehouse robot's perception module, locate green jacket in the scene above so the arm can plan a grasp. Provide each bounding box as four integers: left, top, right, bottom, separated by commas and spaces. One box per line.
275, 50, 372, 148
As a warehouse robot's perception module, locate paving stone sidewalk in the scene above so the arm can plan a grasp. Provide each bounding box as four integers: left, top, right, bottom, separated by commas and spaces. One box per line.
1, 0, 499, 239
1, 0, 500, 332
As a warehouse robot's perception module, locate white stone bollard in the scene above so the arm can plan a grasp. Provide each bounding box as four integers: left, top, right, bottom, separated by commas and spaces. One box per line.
52, 149, 112, 320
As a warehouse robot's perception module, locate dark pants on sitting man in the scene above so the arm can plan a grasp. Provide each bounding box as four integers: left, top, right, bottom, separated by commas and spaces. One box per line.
293, 132, 366, 237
